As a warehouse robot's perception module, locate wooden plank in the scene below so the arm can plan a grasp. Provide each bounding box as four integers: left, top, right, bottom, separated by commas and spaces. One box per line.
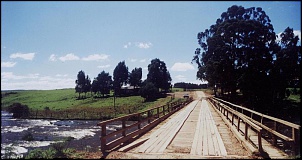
118, 138, 149, 152
190, 101, 203, 155
136, 100, 198, 153
206, 100, 227, 156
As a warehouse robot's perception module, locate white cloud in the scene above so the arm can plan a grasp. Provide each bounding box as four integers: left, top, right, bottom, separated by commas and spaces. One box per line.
123, 42, 152, 49
123, 42, 132, 48
49, 54, 57, 61
97, 64, 111, 69
294, 30, 301, 43
140, 59, 146, 62
135, 42, 153, 49
171, 62, 195, 71
55, 74, 68, 77
1, 72, 40, 80
129, 58, 137, 62
82, 54, 109, 61
175, 75, 187, 81
10, 52, 35, 60
1, 61, 17, 68
276, 30, 301, 44
59, 53, 80, 62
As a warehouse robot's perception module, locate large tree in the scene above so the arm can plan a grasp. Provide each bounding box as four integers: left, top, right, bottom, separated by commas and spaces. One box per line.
271, 27, 301, 100
147, 58, 172, 92
129, 67, 142, 88
75, 70, 86, 99
113, 61, 129, 96
192, 5, 277, 102
92, 71, 112, 97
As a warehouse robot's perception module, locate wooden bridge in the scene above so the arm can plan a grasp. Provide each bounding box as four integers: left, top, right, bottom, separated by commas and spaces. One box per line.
97, 91, 300, 159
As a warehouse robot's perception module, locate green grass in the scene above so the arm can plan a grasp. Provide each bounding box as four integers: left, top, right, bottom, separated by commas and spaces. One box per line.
1, 88, 183, 119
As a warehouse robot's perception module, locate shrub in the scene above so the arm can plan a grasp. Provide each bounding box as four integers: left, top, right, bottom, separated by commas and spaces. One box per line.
7, 103, 30, 118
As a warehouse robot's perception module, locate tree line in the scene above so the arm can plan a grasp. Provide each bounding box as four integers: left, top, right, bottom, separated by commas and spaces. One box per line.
173, 82, 207, 90
192, 5, 301, 112
75, 58, 172, 101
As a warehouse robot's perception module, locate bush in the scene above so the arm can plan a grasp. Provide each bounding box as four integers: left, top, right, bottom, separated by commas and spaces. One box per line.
139, 82, 159, 101
7, 103, 30, 118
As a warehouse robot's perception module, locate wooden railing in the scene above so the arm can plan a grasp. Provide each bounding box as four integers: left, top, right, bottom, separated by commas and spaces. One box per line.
210, 97, 300, 156
97, 97, 193, 153
208, 98, 264, 153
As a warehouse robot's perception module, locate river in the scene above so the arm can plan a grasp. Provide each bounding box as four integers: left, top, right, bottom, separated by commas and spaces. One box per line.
1, 110, 127, 158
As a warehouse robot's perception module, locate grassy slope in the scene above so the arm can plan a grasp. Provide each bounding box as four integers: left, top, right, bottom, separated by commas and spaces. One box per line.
1, 88, 184, 118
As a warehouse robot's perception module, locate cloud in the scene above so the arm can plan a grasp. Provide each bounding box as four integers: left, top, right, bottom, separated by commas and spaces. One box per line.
140, 59, 146, 62
59, 53, 80, 62
10, 52, 35, 60
175, 75, 187, 81
123, 42, 132, 48
171, 62, 195, 71
82, 54, 109, 61
276, 30, 301, 44
129, 58, 137, 62
97, 64, 111, 69
123, 42, 153, 49
1, 61, 17, 68
1, 72, 40, 80
135, 42, 153, 49
294, 30, 301, 43
1, 72, 75, 90
55, 74, 68, 77
49, 54, 57, 61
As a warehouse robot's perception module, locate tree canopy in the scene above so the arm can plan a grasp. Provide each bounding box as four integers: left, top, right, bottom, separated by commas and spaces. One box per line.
92, 71, 112, 97
113, 61, 129, 96
129, 67, 142, 88
147, 58, 172, 92
192, 5, 301, 110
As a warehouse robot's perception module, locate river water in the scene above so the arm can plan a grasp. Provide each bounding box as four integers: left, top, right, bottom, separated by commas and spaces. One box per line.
1, 110, 127, 158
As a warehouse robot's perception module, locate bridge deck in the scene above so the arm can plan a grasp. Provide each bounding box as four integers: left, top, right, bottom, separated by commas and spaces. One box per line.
111, 91, 290, 159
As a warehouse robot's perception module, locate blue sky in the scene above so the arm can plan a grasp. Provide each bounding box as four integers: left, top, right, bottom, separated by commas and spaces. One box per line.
1, 1, 301, 90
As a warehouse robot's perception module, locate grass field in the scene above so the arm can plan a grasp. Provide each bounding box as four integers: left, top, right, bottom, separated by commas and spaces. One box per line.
1, 88, 186, 119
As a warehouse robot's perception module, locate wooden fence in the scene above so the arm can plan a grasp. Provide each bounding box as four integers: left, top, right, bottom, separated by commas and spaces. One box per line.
209, 97, 300, 156
208, 97, 264, 153
97, 97, 193, 154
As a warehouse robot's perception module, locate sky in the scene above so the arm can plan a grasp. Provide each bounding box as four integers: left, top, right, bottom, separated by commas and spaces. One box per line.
1, 1, 301, 90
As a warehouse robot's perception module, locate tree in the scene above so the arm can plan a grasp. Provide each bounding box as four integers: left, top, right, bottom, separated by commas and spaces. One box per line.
147, 58, 172, 92
192, 5, 276, 102
139, 81, 159, 101
92, 71, 112, 97
271, 27, 301, 100
83, 75, 91, 97
129, 67, 142, 88
75, 70, 86, 99
113, 61, 129, 96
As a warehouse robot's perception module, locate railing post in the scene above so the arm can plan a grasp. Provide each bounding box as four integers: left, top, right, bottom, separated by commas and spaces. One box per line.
157, 107, 160, 118
245, 122, 248, 140
272, 121, 277, 146
163, 105, 165, 115
122, 119, 126, 137
101, 124, 107, 153
138, 113, 141, 129
231, 113, 234, 126
237, 117, 241, 132
258, 130, 263, 153
148, 110, 151, 123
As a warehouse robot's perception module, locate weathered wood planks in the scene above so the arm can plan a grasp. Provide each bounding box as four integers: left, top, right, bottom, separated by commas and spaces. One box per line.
190, 99, 227, 156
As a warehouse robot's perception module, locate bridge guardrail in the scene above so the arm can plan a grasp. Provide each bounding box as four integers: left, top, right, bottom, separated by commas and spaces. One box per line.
208, 98, 264, 153
97, 97, 193, 154
211, 97, 300, 156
